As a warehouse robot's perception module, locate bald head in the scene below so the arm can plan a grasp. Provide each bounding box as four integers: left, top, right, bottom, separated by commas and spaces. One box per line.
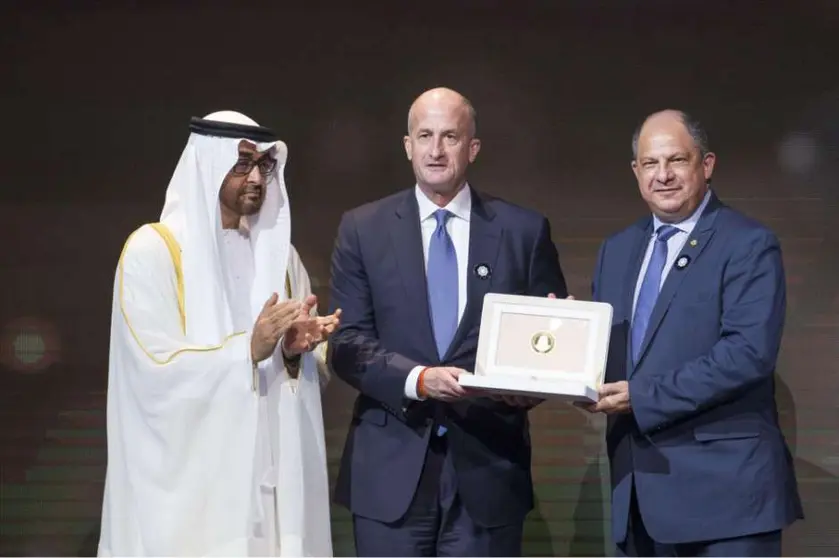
407, 87, 477, 138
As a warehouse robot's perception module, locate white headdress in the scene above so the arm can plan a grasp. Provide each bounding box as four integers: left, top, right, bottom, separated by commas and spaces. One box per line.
159, 110, 291, 344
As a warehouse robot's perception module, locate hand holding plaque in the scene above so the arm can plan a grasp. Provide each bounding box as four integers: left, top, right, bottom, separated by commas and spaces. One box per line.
576, 380, 631, 414
458, 293, 613, 403
420, 367, 471, 401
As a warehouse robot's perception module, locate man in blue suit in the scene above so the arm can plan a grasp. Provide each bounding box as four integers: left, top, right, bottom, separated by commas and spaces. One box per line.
587, 109, 803, 556
327, 87, 567, 556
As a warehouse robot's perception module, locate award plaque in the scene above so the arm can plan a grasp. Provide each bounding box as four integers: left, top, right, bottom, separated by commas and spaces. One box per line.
458, 293, 614, 402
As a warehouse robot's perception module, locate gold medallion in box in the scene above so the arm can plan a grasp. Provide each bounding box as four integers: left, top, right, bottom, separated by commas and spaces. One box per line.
530, 331, 555, 354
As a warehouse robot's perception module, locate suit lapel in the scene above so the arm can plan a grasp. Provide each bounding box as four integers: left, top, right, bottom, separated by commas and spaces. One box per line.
623, 219, 653, 322
390, 192, 437, 359
445, 190, 501, 361
623, 219, 653, 377
634, 195, 723, 368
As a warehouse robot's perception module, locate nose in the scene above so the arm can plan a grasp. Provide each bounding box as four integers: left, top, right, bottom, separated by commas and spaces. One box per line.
247, 163, 262, 182
654, 162, 674, 184
430, 138, 444, 159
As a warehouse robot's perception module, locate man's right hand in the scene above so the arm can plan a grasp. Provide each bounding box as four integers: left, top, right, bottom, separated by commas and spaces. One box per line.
420, 367, 470, 401
251, 293, 302, 363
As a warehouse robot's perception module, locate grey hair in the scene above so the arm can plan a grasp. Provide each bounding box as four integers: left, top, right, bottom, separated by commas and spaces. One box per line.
631, 110, 710, 160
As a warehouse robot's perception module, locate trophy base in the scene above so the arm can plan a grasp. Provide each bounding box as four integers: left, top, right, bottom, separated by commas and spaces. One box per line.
458, 373, 598, 403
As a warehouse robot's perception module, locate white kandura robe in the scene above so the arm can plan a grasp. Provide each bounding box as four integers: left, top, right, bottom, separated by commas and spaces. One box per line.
98, 224, 333, 557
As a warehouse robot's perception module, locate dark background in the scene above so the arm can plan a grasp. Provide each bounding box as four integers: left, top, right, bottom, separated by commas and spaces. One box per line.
2, 1, 839, 555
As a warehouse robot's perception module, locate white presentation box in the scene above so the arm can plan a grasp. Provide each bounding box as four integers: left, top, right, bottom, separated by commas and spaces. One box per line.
458, 293, 614, 403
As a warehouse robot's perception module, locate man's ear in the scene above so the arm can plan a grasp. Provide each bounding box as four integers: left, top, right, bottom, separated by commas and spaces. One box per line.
468, 138, 481, 163
403, 135, 413, 161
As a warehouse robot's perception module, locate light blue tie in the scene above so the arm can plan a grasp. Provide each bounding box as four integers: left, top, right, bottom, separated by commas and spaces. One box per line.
427, 209, 458, 436
427, 209, 459, 360
631, 225, 679, 364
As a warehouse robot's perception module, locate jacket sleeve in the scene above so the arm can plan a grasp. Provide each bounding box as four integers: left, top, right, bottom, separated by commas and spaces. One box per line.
327, 212, 422, 416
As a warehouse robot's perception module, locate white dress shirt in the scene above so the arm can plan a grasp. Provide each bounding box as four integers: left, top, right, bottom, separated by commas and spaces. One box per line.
404, 184, 472, 400
631, 190, 712, 318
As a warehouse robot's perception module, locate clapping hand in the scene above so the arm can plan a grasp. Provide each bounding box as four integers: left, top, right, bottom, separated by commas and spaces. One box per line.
251, 294, 302, 363
282, 295, 343, 357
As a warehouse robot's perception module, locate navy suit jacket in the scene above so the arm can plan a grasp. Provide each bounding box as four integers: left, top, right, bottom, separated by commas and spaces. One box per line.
327, 187, 567, 528
592, 193, 803, 545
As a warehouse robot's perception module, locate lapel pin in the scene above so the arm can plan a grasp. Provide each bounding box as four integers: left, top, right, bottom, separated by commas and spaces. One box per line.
675, 255, 691, 270
474, 263, 491, 280
689, 239, 698, 247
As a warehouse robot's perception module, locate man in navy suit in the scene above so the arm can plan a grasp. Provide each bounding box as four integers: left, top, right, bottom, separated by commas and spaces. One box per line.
587, 109, 803, 556
327, 87, 568, 556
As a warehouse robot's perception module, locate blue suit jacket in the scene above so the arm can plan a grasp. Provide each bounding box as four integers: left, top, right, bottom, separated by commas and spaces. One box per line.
592, 193, 803, 545
327, 187, 567, 528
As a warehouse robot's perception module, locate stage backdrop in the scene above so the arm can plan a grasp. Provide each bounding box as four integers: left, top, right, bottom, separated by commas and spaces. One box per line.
2, 1, 839, 555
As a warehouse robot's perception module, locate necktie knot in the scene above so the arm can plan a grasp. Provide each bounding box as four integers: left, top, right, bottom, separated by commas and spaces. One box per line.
656, 224, 679, 243
433, 209, 452, 230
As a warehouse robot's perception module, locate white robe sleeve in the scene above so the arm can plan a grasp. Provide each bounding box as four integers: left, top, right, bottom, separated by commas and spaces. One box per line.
99, 225, 260, 557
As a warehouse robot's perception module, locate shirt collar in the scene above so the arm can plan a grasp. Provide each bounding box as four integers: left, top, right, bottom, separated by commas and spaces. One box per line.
652, 189, 712, 235
415, 183, 472, 223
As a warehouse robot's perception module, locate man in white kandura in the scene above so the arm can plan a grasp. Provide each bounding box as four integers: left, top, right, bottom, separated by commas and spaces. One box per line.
98, 111, 338, 557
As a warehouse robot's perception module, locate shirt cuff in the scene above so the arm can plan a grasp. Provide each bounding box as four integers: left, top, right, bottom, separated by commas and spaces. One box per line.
404, 366, 427, 400
278, 336, 301, 361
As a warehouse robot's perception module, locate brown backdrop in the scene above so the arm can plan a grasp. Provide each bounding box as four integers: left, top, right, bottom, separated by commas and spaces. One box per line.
2, 1, 839, 555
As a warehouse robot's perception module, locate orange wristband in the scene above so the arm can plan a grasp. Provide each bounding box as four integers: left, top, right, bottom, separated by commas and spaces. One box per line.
417, 367, 430, 398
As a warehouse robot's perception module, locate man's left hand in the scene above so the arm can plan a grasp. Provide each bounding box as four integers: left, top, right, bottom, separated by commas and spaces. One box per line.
282, 295, 342, 357
578, 381, 631, 414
